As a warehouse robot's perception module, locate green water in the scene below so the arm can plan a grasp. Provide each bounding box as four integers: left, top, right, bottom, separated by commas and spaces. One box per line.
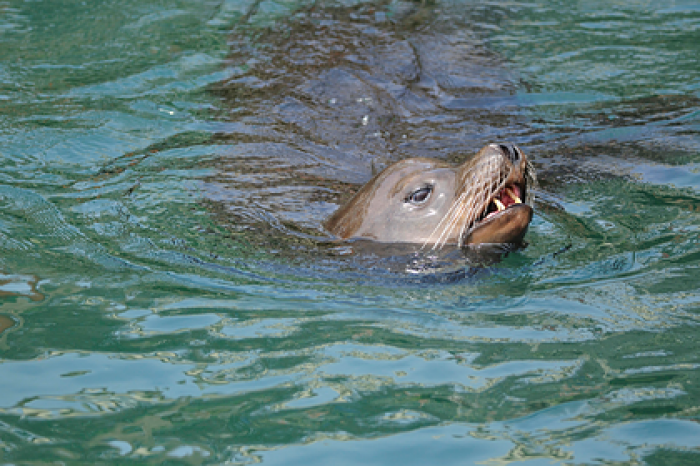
1, 0, 700, 464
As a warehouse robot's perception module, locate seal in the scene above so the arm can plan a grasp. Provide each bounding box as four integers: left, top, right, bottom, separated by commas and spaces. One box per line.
324, 143, 536, 250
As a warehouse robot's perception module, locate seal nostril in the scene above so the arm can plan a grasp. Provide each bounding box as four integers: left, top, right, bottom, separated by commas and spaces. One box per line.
498, 143, 520, 163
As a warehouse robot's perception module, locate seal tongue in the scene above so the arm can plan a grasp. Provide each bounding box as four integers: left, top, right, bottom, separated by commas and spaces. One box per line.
500, 185, 522, 209
485, 184, 522, 220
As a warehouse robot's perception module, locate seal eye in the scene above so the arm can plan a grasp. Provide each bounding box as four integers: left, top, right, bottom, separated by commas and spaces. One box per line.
406, 185, 433, 205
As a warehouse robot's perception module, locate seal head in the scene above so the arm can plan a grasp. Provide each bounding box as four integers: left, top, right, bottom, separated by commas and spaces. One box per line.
324, 143, 535, 249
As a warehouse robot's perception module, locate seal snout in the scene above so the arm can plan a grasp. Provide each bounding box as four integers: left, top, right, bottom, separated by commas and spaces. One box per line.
459, 142, 535, 248
489, 142, 522, 164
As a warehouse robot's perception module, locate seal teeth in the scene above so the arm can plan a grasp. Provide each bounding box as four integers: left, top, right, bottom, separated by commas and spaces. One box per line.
505, 187, 522, 204
494, 198, 506, 211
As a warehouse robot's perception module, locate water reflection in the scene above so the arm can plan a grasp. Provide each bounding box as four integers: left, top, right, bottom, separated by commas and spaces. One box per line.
0, 0, 699, 464
0, 273, 43, 302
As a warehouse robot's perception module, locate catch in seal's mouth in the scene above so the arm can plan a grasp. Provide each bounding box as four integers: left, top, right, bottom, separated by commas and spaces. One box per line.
325, 143, 536, 250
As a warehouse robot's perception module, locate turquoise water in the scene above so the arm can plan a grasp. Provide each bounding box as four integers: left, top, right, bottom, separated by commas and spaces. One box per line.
1, 0, 700, 464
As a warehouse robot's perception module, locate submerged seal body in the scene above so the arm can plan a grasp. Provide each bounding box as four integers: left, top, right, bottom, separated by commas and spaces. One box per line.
325, 143, 536, 250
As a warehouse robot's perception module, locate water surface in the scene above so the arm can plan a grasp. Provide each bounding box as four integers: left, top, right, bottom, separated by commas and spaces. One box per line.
1, 0, 699, 464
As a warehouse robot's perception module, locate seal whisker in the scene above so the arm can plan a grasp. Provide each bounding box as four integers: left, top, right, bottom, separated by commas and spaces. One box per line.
422, 189, 471, 251
457, 158, 510, 247
439, 191, 474, 250
431, 179, 483, 250
425, 159, 498, 250
419, 194, 461, 249
442, 171, 494, 250
446, 176, 489, 243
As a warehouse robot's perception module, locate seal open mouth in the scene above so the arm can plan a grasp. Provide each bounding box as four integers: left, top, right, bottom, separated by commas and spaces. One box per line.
482, 183, 525, 222
462, 154, 534, 247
